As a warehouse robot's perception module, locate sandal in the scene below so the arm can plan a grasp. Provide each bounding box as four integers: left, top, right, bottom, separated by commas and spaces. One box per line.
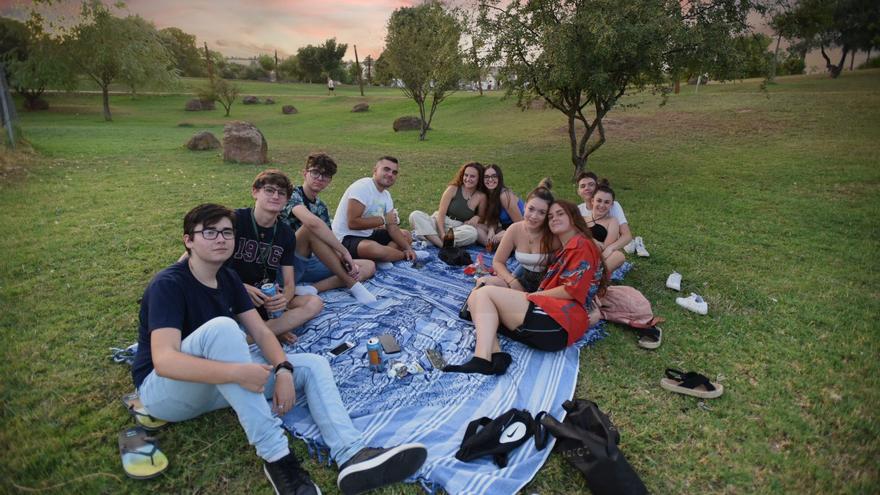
637, 326, 662, 350
660, 368, 723, 399
118, 427, 169, 479
122, 392, 168, 431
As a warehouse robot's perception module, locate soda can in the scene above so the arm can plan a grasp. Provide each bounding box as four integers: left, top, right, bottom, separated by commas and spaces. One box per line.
260, 283, 284, 319
367, 337, 384, 372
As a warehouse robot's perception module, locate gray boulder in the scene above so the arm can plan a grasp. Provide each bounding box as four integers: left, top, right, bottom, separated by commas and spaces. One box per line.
264, 97, 275, 105
223, 121, 267, 164
242, 95, 260, 105
186, 131, 221, 151
199, 99, 216, 110
185, 99, 203, 111
352, 102, 369, 113
393, 116, 424, 132
282, 105, 298, 115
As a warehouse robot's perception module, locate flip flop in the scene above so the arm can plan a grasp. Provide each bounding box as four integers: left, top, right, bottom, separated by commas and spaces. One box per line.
118, 427, 169, 479
660, 368, 723, 399
636, 326, 662, 350
122, 392, 168, 431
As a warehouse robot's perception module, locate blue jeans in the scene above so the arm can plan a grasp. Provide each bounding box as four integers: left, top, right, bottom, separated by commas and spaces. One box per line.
291, 253, 334, 284
138, 317, 365, 464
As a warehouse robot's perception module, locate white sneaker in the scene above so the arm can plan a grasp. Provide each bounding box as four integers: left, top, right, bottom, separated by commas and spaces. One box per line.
666, 272, 682, 291
676, 293, 707, 315
377, 261, 394, 270
635, 236, 650, 257
623, 239, 637, 254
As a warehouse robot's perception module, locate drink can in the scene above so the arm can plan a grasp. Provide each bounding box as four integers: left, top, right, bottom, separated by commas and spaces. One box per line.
367, 337, 384, 372
260, 283, 284, 319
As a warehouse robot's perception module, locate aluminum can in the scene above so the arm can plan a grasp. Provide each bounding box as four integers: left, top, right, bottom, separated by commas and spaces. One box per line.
367, 337, 384, 372
260, 283, 284, 319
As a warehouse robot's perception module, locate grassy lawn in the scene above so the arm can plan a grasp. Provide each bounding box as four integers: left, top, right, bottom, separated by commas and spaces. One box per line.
1, 70, 878, 494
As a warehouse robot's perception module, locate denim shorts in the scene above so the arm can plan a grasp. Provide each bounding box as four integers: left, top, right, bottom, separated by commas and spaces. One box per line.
292, 253, 334, 284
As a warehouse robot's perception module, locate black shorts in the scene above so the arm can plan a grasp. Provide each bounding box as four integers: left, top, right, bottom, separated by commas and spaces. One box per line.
341, 230, 393, 258
500, 302, 568, 351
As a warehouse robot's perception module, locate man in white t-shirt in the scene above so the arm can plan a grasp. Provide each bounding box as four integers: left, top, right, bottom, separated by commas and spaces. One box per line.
332, 156, 421, 265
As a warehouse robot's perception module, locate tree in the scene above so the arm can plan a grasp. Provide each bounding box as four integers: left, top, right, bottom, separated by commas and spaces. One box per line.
373, 51, 393, 86
257, 54, 275, 72
277, 55, 302, 81
65, 1, 177, 121
732, 33, 774, 78
385, 1, 463, 141
0, 15, 73, 110
295, 38, 348, 82
461, 8, 497, 96
363, 54, 374, 84
210, 78, 240, 117
773, 0, 880, 78
159, 27, 204, 77
479, 0, 752, 176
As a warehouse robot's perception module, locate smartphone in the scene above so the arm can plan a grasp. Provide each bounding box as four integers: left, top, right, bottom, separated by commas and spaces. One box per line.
379, 334, 401, 354
424, 348, 446, 370
328, 341, 355, 357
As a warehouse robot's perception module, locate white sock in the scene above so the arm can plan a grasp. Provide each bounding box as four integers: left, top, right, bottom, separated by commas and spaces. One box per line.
294, 285, 318, 296
349, 282, 377, 304
377, 261, 394, 270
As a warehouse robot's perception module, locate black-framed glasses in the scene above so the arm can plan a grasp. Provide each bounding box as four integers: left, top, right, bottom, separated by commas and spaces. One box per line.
484, 174, 499, 180
194, 228, 235, 240
261, 186, 288, 197
307, 169, 333, 181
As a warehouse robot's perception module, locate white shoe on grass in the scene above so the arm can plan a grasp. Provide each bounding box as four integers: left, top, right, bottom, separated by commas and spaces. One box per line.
666, 272, 682, 291
634, 236, 650, 257
676, 293, 707, 315
624, 239, 637, 254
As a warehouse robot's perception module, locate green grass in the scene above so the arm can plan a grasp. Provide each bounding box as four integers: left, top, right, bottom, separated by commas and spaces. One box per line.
1, 71, 879, 494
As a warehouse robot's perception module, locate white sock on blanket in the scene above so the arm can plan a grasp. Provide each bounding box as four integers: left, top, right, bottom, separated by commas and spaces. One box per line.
349, 282, 377, 304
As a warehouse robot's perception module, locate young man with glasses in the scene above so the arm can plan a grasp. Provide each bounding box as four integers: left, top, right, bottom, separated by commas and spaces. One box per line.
280, 153, 377, 304
133, 203, 428, 495
332, 156, 428, 268
226, 169, 323, 341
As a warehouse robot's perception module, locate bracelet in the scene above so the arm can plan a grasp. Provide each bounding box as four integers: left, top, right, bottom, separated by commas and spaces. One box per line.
275, 368, 292, 377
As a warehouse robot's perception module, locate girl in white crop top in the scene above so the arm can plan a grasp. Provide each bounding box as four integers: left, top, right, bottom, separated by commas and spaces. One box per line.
477, 188, 559, 293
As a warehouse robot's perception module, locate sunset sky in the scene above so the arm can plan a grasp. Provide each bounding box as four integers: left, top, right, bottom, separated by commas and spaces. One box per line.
0, 0, 417, 60
0, 0, 858, 71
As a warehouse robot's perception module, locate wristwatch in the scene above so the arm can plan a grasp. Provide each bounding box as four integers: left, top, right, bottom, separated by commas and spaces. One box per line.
274, 361, 293, 375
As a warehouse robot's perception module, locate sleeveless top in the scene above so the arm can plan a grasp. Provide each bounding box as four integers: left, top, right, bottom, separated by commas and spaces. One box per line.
447, 187, 477, 222
515, 251, 547, 272
499, 196, 525, 229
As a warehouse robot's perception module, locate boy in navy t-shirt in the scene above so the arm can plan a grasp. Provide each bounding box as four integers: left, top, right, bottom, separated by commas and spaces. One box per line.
226, 169, 323, 340
131, 203, 427, 495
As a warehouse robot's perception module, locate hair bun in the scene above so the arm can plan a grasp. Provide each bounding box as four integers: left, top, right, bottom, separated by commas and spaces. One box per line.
538, 177, 553, 191
597, 178, 611, 188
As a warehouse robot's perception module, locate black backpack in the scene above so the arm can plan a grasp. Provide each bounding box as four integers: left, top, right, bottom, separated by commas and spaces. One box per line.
540, 399, 647, 495
455, 408, 548, 468
439, 246, 472, 266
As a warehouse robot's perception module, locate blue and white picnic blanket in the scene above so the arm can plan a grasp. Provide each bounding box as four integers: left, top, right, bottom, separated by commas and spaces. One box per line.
279, 250, 631, 494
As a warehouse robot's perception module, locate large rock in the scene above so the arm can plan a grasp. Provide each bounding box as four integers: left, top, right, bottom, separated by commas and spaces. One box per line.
242, 95, 260, 105
185, 99, 203, 111
223, 121, 267, 164
352, 102, 369, 113
186, 131, 221, 151
264, 97, 275, 105
282, 105, 298, 115
393, 116, 424, 132
199, 99, 215, 110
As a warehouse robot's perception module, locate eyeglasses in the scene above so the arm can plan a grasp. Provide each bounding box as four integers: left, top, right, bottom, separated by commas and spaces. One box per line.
261, 186, 288, 197
484, 174, 499, 181
307, 169, 333, 181
194, 228, 235, 240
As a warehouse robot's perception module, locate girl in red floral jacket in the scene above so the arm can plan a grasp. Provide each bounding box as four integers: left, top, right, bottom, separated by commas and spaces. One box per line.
445, 200, 604, 375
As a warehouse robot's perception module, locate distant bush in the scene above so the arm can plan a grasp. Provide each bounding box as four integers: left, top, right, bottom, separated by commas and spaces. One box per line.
857, 57, 880, 70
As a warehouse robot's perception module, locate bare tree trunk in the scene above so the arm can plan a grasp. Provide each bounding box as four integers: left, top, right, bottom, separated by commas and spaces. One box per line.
850, 50, 855, 71
674, 79, 680, 94
354, 45, 364, 97
203, 42, 214, 81
769, 33, 782, 81
102, 86, 112, 121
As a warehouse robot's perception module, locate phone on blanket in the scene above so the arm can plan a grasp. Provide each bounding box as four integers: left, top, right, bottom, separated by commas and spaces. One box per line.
328, 341, 355, 357
379, 334, 401, 354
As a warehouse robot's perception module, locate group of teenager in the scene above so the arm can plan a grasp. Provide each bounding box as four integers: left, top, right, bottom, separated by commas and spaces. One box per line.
129, 154, 640, 495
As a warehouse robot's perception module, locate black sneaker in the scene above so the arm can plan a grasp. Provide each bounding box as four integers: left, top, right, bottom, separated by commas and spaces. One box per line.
337, 443, 427, 495
263, 452, 322, 495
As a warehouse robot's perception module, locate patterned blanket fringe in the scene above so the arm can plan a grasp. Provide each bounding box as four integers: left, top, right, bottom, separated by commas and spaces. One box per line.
292, 430, 333, 466
574, 322, 608, 350
417, 476, 437, 494
109, 343, 138, 365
